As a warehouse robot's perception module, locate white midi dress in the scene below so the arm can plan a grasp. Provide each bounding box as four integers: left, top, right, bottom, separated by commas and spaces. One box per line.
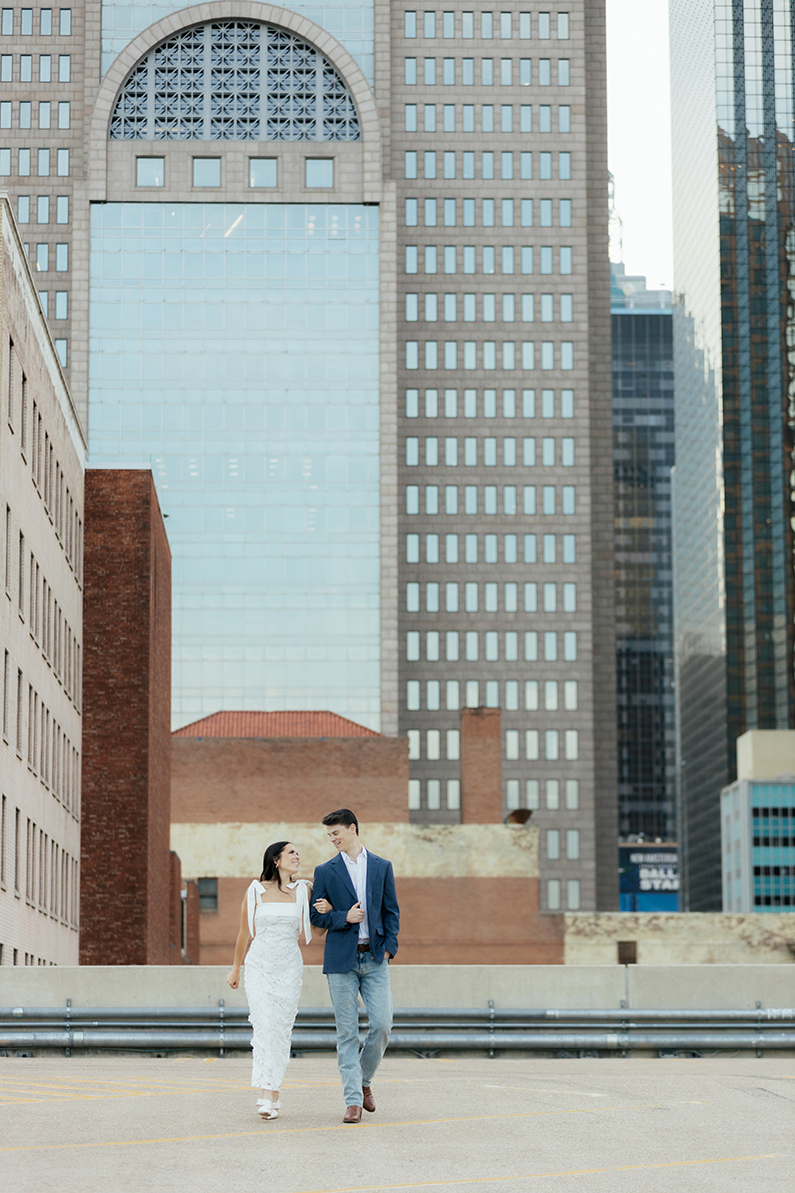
243, 879, 312, 1091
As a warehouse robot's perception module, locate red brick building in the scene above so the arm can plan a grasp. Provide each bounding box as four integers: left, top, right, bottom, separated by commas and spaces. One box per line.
80, 469, 196, 964
172, 708, 564, 965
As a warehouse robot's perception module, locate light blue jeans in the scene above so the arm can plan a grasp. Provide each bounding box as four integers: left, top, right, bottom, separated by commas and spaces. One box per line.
327, 950, 393, 1107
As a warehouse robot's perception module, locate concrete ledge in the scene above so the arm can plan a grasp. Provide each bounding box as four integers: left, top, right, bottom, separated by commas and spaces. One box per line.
1, 965, 792, 1010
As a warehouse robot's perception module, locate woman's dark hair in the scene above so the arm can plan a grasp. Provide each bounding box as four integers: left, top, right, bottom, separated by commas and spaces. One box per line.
322, 808, 359, 833
260, 841, 291, 888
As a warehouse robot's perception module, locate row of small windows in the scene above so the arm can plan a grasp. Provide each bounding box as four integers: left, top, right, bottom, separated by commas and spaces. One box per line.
405, 341, 574, 371
406, 483, 576, 515
135, 156, 336, 190
16, 194, 68, 224
0, 8, 71, 36
753, 836, 793, 847
406, 293, 574, 323
406, 531, 576, 563
546, 878, 580, 911
406, 388, 574, 419
407, 239, 572, 278
409, 624, 579, 660
404, 11, 570, 40
0, 100, 70, 128
408, 777, 461, 810
407, 104, 570, 134
37, 290, 67, 319
406, 435, 575, 466
512, 777, 580, 811
408, 725, 580, 761
404, 150, 571, 180
27, 243, 68, 271
406, 581, 576, 614
0, 52, 69, 79
406, 669, 578, 711
407, 200, 573, 240
0, 146, 69, 176
404, 57, 569, 86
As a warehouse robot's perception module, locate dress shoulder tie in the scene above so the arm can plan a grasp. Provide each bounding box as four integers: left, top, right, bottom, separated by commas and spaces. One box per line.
246, 879, 266, 938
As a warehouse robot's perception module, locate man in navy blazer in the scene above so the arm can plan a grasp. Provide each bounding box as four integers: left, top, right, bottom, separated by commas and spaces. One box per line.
310, 808, 400, 1124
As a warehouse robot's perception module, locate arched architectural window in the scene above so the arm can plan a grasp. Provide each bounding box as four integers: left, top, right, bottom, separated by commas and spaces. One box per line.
109, 21, 361, 142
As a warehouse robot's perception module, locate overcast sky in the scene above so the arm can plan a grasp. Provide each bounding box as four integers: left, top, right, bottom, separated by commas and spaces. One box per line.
606, 0, 673, 289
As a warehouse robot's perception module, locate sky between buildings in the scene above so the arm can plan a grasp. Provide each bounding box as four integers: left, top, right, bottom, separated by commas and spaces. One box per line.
607, 0, 673, 290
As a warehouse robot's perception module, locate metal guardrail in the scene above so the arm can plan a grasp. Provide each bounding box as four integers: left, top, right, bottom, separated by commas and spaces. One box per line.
1, 1004, 794, 1054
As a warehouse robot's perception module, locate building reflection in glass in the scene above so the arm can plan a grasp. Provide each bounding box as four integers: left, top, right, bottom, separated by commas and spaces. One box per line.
670, 0, 795, 909
89, 203, 381, 729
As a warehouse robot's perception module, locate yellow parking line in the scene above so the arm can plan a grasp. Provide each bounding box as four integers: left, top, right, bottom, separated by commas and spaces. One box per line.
0, 1103, 672, 1153
290, 1155, 782, 1192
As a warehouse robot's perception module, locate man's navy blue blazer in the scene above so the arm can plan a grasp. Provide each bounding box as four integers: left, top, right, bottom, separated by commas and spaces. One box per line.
309, 851, 400, 975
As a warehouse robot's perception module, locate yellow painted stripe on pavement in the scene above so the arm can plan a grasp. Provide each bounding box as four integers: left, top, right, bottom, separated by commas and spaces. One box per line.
290, 1155, 782, 1193
0, 1104, 672, 1152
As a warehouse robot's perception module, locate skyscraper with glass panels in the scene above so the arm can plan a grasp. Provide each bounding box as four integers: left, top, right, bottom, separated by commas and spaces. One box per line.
611, 264, 676, 843
0, 2, 617, 907
670, 0, 795, 908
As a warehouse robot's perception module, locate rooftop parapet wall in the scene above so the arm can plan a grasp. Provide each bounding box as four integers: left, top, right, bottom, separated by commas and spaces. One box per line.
170, 821, 538, 880
564, 912, 795, 965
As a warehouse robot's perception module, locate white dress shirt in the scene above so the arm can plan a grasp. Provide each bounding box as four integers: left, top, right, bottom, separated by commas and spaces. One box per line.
341, 846, 369, 944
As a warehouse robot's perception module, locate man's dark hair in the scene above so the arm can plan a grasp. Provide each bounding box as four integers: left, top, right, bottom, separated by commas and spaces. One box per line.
322, 808, 359, 833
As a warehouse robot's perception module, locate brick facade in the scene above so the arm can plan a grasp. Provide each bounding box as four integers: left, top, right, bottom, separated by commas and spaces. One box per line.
80, 468, 176, 964
460, 708, 503, 825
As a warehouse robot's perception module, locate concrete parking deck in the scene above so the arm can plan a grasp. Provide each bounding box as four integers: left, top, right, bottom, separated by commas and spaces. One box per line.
0, 1054, 793, 1191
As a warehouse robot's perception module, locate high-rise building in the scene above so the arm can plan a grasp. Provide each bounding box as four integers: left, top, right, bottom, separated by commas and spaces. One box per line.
670, 1, 795, 909
611, 263, 676, 843
0, 3, 617, 907
0, 191, 85, 966
721, 730, 795, 912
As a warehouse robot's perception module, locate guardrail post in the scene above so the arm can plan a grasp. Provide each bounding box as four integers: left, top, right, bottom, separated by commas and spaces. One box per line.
756, 1000, 763, 1058
620, 998, 628, 1058
488, 1000, 495, 1058
65, 999, 71, 1058
219, 999, 225, 1058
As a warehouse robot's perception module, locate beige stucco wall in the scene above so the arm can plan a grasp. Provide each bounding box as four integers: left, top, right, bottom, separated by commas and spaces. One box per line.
564, 912, 795, 965
170, 821, 538, 880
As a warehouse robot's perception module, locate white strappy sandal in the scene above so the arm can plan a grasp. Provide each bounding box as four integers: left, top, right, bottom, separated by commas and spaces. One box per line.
256, 1097, 280, 1120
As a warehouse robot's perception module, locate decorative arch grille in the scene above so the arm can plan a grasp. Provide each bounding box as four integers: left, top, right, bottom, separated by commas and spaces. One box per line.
109, 21, 361, 142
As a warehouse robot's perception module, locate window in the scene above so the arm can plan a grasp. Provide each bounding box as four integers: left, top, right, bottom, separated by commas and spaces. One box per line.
559, 152, 571, 180
408, 779, 421, 810
404, 103, 416, 131
424, 10, 435, 37
111, 23, 361, 142
58, 54, 70, 81
482, 58, 493, 85
559, 105, 570, 133
547, 829, 560, 860
58, 102, 70, 129
40, 55, 52, 82
424, 57, 436, 84
443, 11, 455, 37
193, 157, 221, 187
137, 157, 164, 187
305, 159, 333, 187
56, 149, 69, 176
406, 57, 417, 84
59, 9, 71, 36
249, 158, 277, 187
21, 8, 32, 35
198, 878, 218, 912
0, 9, 11, 35
558, 12, 570, 38
55, 244, 68, 271
405, 11, 417, 37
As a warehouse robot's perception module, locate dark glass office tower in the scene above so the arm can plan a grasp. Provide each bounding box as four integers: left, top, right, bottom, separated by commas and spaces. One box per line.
670, 0, 795, 908
611, 265, 676, 842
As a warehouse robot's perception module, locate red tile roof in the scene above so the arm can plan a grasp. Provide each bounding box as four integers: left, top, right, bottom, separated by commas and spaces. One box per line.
172, 711, 381, 739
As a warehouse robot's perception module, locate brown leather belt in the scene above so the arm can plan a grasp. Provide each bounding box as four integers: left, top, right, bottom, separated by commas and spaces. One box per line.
356, 943, 371, 953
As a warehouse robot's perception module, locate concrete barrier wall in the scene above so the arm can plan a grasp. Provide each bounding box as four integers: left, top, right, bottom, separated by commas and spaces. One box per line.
1, 965, 792, 1010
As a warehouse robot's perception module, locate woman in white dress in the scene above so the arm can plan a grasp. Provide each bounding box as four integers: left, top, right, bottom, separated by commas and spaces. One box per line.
226, 841, 331, 1119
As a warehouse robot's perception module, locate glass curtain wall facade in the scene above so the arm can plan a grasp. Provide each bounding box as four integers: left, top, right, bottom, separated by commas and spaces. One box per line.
670, 0, 795, 908
611, 265, 676, 842
0, 2, 617, 906
89, 203, 380, 727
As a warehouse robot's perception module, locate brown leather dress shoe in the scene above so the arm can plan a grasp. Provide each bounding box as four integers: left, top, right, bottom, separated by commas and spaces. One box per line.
362, 1086, 376, 1113
343, 1105, 362, 1124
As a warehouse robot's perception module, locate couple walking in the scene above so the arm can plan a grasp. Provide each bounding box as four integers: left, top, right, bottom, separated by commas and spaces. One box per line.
226, 808, 400, 1123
